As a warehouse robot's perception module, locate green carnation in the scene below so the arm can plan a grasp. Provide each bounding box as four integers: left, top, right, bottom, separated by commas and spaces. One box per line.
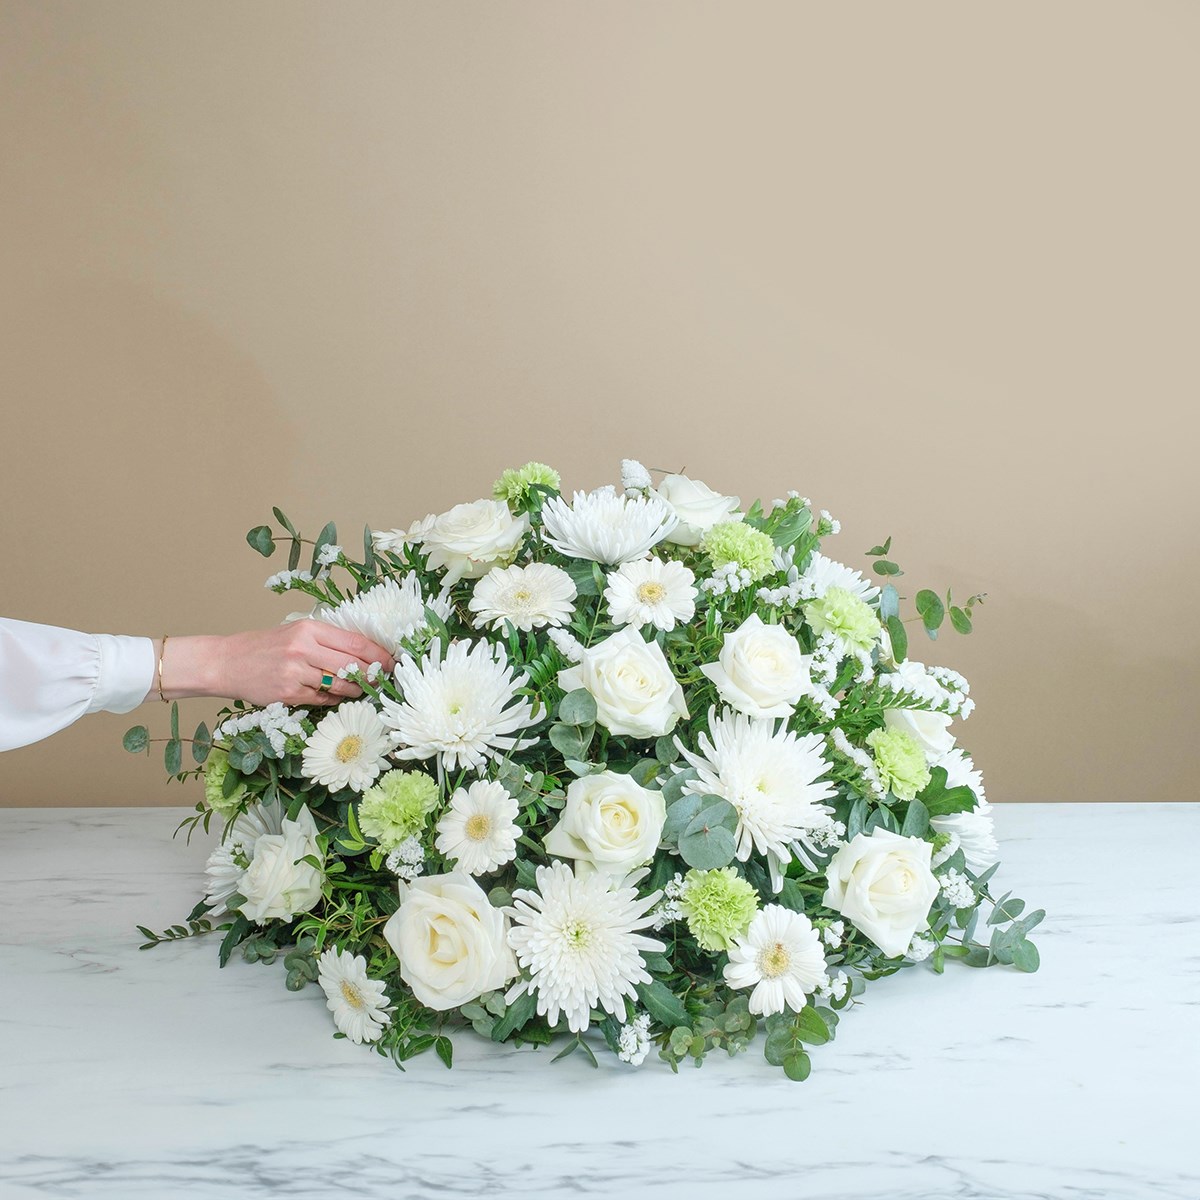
866, 727, 932, 802
701, 521, 776, 581
493, 462, 561, 505
204, 748, 247, 819
357, 770, 440, 851
804, 586, 882, 652
679, 867, 760, 952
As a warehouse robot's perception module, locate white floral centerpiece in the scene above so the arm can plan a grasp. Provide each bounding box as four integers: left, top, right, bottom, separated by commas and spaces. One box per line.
130, 461, 1041, 1079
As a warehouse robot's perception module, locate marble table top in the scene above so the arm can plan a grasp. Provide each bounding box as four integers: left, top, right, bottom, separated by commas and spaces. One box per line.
0, 802, 1196, 1200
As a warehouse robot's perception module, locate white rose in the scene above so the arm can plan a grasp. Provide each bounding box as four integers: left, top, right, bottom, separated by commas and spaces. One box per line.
237, 804, 324, 924
700, 614, 814, 718
558, 626, 688, 739
823, 828, 940, 958
420, 500, 530, 586
882, 661, 957, 762
543, 770, 667, 879
653, 474, 740, 547
383, 871, 518, 1011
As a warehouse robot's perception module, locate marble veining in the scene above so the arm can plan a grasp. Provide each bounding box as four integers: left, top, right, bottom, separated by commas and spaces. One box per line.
1, 803, 1196, 1200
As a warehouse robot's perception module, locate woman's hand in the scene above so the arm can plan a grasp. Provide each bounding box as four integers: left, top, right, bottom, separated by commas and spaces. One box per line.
159, 622, 397, 707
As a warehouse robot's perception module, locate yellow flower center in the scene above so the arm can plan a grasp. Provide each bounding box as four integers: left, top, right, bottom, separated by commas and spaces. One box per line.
637, 581, 668, 604
340, 980, 365, 1009
336, 735, 364, 763
465, 813, 492, 842
564, 920, 592, 950
758, 941, 791, 979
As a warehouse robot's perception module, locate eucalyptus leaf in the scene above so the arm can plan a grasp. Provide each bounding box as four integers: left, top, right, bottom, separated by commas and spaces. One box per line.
123, 725, 149, 754
885, 615, 908, 663
558, 689, 598, 726
246, 525, 275, 557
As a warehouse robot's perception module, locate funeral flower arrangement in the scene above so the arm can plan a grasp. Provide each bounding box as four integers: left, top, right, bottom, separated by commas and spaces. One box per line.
129, 461, 1042, 1079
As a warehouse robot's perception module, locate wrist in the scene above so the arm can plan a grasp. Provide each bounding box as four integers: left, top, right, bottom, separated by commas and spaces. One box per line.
160, 634, 228, 700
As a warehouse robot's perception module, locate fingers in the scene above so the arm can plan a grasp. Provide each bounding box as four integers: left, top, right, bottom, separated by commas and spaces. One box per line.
309, 623, 397, 674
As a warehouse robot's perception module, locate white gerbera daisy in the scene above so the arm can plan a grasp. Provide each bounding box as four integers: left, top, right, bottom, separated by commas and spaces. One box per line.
929, 749, 997, 872
724, 905, 828, 1016
799, 551, 880, 604
468, 563, 577, 632
604, 557, 697, 631
319, 574, 452, 658
202, 800, 284, 914
435, 780, 521, 874
381, 640, 537, 774
301, 700, 392, 793
677, 708, 837, 892
317, 947, 392, 1044
541, 487, 678, 564
506, 861, 664, 1034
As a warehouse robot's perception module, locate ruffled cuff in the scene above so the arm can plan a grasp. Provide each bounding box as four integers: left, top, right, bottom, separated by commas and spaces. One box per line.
86, 635, 156, 714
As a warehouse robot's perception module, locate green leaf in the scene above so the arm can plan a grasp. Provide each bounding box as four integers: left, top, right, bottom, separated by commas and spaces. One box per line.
655, 735, 680, 765
362, 524, 376, 574
164, 739, 182, 775
916, 589, 945, 633
885, 615, 908, 662
679, 799, 738, 869
636, 978, 688, 1027
491, 989, 539, 1041
901, 797, 929, 838
864, 537, 892, 557
558, 689, 598, 726
662, 793, 705, 846
246, 525, 276, 557
846, 796, 868, 841
513, 858, 539, 890
170, 701, 179, 742
434, 1036, 454, 1069
629, 758, 660, 787
123, 725, 149, 753
287, 537, 302, 572
661, 768, 697, 806
989, 894, 1026, 925
548, 723, 591, 760
310, 521, 337, 574
783, 1051, 812, 1082
217, 914, 251, 968
873, 560, 902, 576
1011, 940, 1041, 972
949, 606, 973, 635
272, 506, 297, 536
769, 507, 812, 548
879, 583, 900, 621
794, 1006, 832, 1045
191, 722, 211, 764
563, 559, 600, 597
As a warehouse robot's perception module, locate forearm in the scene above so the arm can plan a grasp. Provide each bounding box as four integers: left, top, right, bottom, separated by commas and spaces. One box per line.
152, 635, 229, 702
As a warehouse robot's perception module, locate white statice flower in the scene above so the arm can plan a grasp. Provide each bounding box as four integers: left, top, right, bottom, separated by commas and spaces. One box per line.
316, 542, 344, 567
319, 574, 453, 658
617, 1012, 653, 1066
541, 487, 677, 564
217, 702, 309, 757
939, 867, 975, 910
650, 873, 686, 931
816, 969, 850, 1002
202, 801, 284, 914
677, 708, 837, 891
372, 514, 437, 555
798, 552, 879, 604
547, 626, 584, 663
822, 919, 845, 949
506, 861, 664, 1034
301, 700, 392, 794
381, 639, 537, 773
620, 459, 653, 494
317, 947, 391, 1045
928, 749, 998, 873
420, 499, 530, 586
724, 905, 828, 1017
468, 562, 577, 632
384, 836, 426, 883
907, 935, 936, 963
435, 780, 521, 875
604, 557, 697, 632
265, 569, 315, 593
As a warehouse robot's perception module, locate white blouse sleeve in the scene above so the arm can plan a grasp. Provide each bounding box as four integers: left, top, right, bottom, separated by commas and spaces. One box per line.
0, 618, 156, 751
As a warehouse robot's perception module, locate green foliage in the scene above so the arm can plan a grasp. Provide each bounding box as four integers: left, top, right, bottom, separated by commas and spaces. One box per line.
246, 525, 276, 557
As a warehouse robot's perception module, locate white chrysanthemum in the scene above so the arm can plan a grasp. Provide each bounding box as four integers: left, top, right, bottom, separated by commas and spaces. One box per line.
468, 563, 577, 632
800, 552, 880, 604
724, 905, 828, 1016
372, 514, 437, 555
301, 700, 392, 793
202, 801, 283, 914
604, 557, 697, 632
506, 861, 664, 1034
541, 487, 678, 564
929, 749, 997, 872
435, 780, 521, 875
317, 947, 392, 1044
677, 708, 837, 892
319, 574, 452, 658
381, 640, 537, 773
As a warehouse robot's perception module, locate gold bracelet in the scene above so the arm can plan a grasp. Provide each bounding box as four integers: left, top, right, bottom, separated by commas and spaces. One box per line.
157, 635, 169, 703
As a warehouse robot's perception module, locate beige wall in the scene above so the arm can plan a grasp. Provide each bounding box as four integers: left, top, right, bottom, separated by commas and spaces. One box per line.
1, 0, 1196, 807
